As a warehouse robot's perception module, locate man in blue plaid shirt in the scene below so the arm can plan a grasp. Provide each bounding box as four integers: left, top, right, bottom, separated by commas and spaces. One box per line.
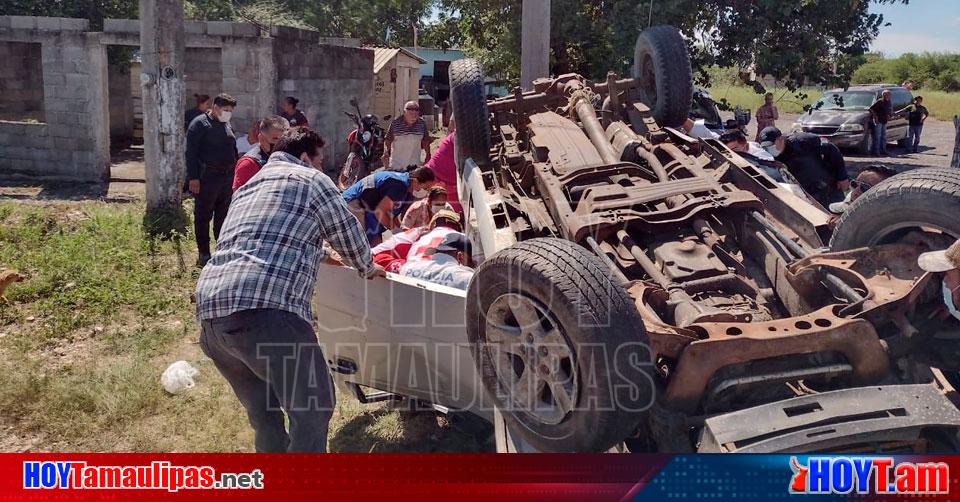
195, 127, 384, 452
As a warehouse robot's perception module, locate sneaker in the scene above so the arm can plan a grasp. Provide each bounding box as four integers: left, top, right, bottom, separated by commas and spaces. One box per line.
196, 253, 211, 268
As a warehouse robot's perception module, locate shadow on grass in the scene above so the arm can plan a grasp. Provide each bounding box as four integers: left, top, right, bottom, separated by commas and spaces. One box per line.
329, 405, 494, 453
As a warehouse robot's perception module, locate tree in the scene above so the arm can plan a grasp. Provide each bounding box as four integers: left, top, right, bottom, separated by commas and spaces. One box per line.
185, 0, 434, 45
0, 0, 137, 29
430, 0, 909, 92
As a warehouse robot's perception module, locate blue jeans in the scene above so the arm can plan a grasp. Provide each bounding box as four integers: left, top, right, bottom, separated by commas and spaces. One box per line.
871, 123, 888, 155
199, 309, 335, 452
907, 124, 923, 151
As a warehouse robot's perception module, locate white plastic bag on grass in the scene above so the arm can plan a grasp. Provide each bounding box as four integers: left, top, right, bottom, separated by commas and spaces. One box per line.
161, 360, 199, 394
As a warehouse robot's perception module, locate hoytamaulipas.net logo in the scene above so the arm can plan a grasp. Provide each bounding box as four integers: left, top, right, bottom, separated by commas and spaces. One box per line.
789, 456, 948, 495
23, 461, 264, 492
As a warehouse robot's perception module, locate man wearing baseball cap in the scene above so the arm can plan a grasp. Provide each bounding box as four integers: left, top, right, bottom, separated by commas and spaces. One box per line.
758, 126, 849, 208
918, 240, 960, 320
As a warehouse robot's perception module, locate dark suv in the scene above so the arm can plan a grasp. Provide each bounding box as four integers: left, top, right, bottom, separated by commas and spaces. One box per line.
791, 85, 912, 153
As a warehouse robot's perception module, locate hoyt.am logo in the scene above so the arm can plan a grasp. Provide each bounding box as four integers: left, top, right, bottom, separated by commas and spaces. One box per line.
789, 457, 949, 495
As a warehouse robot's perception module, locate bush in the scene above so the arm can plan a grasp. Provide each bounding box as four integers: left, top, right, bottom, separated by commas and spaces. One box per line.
852, 52, 960, 89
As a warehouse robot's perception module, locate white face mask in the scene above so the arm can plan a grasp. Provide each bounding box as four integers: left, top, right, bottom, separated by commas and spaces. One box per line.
218, 111, 232, 123
943, 280, 960, 321
764, 144, 782, 157
413, 188, 429, 198
431, 204, 446, 213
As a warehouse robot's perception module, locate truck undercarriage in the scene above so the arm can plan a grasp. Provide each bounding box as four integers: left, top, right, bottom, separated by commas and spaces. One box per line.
450, 26, 960, 452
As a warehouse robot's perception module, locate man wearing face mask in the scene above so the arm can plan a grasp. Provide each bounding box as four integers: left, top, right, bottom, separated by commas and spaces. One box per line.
341, 166, 437, 243
195, 126, 384, 453
918, 240, 960, 322
232, 115, 290, 191
758, 126, 849, 209
186, 93, 239, 267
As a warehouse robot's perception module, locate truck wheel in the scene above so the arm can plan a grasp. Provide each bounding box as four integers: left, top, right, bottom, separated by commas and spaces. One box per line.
449, 58, 491, 170
466, 238, 656, 452
831, 168, 960, 250
632, 25, 693, 128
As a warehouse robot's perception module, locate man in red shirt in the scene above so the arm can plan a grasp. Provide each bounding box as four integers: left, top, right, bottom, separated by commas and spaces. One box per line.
232, 115, 290, 191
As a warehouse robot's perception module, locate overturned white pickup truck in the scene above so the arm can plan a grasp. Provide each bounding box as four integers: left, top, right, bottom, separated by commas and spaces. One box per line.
316, 26, 960, 453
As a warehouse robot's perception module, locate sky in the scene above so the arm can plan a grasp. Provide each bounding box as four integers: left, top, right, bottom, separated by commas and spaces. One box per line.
870, 0, 960, 56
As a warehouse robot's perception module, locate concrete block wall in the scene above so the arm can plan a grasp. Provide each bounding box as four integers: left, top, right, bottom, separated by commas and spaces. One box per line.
108, 63, 133, 139
0, 16, 374, 182
0, 18, 108, 181
0, 41, 45, 122
274, 35, 374, 176
184, 47, 222, 110
220, 38, 275, 137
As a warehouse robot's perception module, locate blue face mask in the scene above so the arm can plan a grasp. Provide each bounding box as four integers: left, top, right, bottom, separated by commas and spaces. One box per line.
942, 279, 960, 321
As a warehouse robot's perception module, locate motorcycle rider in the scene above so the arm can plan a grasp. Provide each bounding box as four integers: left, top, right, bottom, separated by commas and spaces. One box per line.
758, 126, 850, 209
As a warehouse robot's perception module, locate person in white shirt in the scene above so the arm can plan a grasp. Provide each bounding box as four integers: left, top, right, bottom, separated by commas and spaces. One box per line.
381, 101, 431, 171
399, 232, 475, 290
682, 118, 720, 140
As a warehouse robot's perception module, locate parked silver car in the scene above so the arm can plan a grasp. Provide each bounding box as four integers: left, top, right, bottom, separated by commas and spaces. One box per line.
791, 85, 912, 153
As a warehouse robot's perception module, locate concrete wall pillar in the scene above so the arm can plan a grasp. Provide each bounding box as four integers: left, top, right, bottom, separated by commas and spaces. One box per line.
520, 0, 550, 90
85, 33, 110, 179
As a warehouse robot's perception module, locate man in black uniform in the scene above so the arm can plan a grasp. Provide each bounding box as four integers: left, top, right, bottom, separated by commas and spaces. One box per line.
186, 93, 238, 267
758, 126, 850, 209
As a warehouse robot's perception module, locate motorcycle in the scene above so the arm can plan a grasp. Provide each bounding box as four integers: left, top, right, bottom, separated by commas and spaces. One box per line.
338, 98, 390, 190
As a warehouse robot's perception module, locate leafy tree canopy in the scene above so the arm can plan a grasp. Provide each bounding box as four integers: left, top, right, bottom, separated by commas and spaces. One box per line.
426, 0, 910, 92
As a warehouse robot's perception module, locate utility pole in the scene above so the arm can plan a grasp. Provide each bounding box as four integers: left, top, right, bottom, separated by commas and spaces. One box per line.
140, 0, 186, 236
520, 0, 550, 90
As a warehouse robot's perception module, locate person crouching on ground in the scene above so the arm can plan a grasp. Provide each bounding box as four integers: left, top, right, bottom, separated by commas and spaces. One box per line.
232, 115, 290, 191
401, 185, 452, 230
194, 127, 384, 453
341, 166, 436, 244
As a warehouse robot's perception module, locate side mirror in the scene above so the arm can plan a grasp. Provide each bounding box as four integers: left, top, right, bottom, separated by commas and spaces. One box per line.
349, 98, 358, 107
383, 115, 392, 122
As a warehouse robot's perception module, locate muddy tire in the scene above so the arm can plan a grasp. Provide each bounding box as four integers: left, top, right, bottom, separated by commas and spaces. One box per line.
831, 168, 960, 249
633, 25, 693, 128
450, 58, 491, 170
466, 238, 655, 452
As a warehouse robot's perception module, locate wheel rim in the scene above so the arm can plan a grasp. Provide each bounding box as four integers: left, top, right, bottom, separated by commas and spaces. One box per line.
483, 293, 578, 425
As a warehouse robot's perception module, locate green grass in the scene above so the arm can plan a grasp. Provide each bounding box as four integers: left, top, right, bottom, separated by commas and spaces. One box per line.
706, 85, 818, 114
914, 91, 960, 121
0, 199, 488, 452
707, 86, 960, 121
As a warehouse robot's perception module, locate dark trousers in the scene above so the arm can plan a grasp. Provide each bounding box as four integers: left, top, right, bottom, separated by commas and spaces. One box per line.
194, 167, 233, 256
199, 309, 336, 453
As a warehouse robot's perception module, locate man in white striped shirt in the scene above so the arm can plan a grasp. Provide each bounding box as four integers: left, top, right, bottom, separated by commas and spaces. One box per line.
381, 100, 431, 171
